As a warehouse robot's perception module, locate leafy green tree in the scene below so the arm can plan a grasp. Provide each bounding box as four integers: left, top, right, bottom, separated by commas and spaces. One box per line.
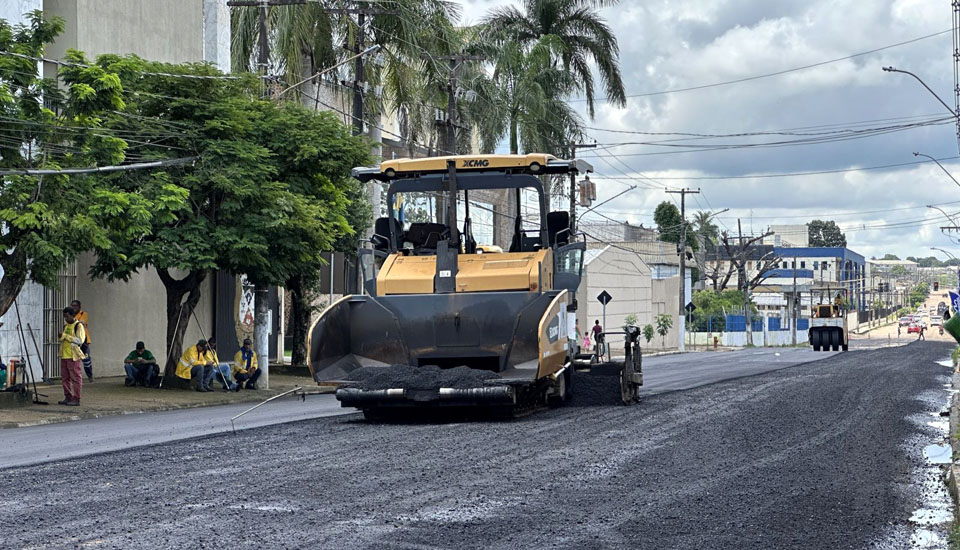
881, 254, 900, 260
642, 324, 654, 344
245, 102, 371, 367
690, 289, 755, 331
653, 202, 697, 250
85, 56, 367, 375
890, 265, 909, 278
808, 220, 846, 247
0, 12, 159, 317
655, 313, 673, 347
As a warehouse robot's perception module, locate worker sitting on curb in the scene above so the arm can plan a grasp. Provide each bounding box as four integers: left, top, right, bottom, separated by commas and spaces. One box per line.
176, 339, 215, 392
232, 338, 261, 390
123, 341, 158, 387
204, 337, 236, 391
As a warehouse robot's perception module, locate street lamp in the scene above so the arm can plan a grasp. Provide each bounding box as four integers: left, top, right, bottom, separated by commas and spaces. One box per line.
916, 153, 960, 189
883, 66, 960, 153
931, 246, 957, 260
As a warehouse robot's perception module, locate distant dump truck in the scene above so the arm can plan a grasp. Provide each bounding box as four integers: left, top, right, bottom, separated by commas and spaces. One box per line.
809, 303, 848, 352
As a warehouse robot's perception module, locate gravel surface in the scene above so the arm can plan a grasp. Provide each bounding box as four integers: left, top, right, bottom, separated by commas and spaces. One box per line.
345, 364, 501, 390
1, 341, 951, 549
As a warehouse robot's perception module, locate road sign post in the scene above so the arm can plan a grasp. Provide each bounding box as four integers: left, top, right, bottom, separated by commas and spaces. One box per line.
597, 291, 612, 361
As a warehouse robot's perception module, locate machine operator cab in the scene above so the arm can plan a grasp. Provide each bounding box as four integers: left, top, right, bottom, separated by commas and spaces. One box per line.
352, 154, 591, 300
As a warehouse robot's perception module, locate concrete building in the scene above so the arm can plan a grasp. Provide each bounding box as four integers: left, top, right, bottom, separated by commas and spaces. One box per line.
705, 246, 867, 314
763, 224, 809, 247
866, 259, 919, 284
0, 2, 248, 382
580, 239, 688, 351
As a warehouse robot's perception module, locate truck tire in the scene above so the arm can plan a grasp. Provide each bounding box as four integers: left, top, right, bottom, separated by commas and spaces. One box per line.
830, 330, 840, 351
812, 330, 821, 352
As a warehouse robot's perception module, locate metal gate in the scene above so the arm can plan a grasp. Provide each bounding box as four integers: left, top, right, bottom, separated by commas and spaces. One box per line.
43, 263, 78, 379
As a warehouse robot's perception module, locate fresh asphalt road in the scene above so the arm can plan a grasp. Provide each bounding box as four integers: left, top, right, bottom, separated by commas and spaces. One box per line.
0, 342, 951, 549
638, 347, 837, 396
0, 347, 843, 469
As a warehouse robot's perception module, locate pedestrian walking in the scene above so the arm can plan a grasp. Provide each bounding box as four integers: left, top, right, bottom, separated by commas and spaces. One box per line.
918, 325, 926, 341
70, 299, 93, 382
897, 324, 901, 338
58, 306, 86, 406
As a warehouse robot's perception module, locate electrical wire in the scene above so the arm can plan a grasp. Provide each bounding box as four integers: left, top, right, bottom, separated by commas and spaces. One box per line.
567, 27, 954, 102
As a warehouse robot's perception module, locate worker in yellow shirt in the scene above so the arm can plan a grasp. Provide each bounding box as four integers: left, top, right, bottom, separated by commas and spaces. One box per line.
232, 338, 261, 390
58, 306, 86, 406
176, 339, 215, 392
71, 299, 93, 382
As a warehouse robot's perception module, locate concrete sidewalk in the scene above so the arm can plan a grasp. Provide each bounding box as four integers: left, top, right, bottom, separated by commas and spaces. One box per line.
0, 393, 350, 469
0, 372, 328, 428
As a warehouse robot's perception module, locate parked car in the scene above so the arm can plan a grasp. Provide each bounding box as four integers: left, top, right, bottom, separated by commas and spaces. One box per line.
908, 324, 922, 334
931, 316, 943, 326
899, 316, 913, 327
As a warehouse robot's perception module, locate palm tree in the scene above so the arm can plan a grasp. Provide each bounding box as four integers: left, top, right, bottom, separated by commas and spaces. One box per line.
693, 210, 720, 247
482, 0, 627, 119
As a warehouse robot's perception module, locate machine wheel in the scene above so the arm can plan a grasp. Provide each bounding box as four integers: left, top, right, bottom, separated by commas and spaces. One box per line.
841, 343, 848, 351
620, 345, 641, 405
812, 331, 821, 352
547, 370, 567, 406
830, 330, 840, 351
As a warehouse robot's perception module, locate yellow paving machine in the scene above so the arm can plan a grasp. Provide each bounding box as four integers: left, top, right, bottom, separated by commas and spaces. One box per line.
308, 154, 643, 415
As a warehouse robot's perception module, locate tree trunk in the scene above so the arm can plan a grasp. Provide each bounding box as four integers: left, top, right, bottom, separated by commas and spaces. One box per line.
509, 115, 519, 155
158, 269, 207, 380
0, 247, 29, 319
288, 274, 314, 368
254, 282, 270, 389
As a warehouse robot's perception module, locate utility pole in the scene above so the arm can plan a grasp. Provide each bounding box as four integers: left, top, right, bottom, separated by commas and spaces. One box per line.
666, 188, 699, 352
428, 54, 484, 154
791, 261, 798, 345
569, 143, 596, 232
738, 218, 752, 346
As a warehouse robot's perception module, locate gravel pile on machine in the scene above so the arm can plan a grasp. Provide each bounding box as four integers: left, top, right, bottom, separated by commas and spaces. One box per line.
344, 364, 502, 391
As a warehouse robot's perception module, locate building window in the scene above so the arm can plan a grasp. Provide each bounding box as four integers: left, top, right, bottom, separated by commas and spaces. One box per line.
814, 261, 819, 270
800, 261, 806, 269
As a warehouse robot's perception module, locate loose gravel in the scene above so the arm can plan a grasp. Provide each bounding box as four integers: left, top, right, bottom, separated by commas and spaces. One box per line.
0, 341, 950, 549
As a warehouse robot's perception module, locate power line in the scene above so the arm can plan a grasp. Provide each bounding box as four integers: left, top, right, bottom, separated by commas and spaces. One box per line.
567, 28, 953, 102
0, 156, 197, 176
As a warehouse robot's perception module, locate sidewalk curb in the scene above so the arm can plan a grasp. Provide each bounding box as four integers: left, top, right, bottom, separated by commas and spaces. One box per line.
947, 369, 960, 522
0, 388, 323, 429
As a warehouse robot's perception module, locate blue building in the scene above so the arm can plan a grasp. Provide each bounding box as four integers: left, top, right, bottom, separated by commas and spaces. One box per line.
771, 247, 866, 311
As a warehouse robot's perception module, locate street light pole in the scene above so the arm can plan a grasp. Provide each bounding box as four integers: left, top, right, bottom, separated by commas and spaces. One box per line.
931, 247, 957, 260
916, 153, 960, 189
883, 66, 960, 153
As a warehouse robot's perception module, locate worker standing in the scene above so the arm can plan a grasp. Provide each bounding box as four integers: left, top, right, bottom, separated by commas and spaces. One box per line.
58, 306, 86, 406
71, 300, 93, 382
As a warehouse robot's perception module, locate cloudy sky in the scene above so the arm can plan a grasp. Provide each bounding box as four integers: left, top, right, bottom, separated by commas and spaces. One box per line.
462, 0, 958, 260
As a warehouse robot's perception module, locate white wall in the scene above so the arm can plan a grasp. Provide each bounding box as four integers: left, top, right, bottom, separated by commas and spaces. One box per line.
578, 246, 655, 353
0, 281, 44, 382
0, 1, 42, 24
75, 253, 214, 377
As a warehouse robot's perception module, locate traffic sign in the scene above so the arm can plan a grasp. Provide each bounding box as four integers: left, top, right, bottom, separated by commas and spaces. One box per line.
597, 290, 613, 305
685, 301, 696, 313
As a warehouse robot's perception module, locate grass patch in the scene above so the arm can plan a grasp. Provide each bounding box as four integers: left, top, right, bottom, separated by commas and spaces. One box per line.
949, 521, 960, 550
953, 346, 960, 367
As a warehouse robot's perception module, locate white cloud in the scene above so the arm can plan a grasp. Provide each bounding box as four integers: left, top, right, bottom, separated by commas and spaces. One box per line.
460, 0, 960, 259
